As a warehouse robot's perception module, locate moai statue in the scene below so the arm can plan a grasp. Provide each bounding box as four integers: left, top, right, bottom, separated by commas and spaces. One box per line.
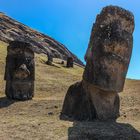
66, 57, 74, 68
60, 6, 134, 121
4, 41, 35, 100
61, 61, 64, 65
46, 53, 53, 65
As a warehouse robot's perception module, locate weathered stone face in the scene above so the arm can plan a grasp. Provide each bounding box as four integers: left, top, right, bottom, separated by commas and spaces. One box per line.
61, 6, 135, 121
4, 41, 35, 100
83, 6, 134, 92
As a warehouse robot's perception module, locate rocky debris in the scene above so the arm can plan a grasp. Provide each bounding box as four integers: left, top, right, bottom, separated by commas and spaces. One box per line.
61, 6, 134, 121
4, 41, 35, 100
66, 57, 74, 68
0, 12, 84, 66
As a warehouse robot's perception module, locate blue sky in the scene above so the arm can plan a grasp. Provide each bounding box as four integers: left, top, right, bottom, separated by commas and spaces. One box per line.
0, 0, 140, 79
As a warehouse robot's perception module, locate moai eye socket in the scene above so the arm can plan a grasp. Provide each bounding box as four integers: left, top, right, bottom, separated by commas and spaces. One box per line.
26, 58, 31, 63
98, 20, 122, 41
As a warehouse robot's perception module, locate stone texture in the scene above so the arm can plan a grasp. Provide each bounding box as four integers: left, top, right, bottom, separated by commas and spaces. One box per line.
83, 6, 134, 92
60, 82, 96, 121
61, 6, 134, 121
66, 57, 74, 68
4, 41, 35, 100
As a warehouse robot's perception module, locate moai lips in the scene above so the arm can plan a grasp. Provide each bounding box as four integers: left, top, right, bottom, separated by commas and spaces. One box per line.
83, 6, 134, 92
61, 6, 134, 121
4, 41, 35, 100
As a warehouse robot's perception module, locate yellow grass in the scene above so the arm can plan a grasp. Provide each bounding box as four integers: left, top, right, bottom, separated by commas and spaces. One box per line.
0, 41, 139, 139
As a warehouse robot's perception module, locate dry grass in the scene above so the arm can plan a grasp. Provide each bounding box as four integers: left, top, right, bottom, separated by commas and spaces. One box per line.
0, 41, 140, 140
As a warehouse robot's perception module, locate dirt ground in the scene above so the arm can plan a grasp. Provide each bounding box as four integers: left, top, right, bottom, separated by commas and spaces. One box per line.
0, 41, 140, 140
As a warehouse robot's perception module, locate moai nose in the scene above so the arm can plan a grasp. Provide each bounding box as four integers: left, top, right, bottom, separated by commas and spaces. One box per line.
14, 64, 30, 80
19, 64, 30, 74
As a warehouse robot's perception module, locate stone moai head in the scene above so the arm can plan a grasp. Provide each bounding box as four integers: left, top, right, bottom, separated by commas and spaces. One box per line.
66, 57, 74, 68
4, 41, 35, 100
61, 6, 135, 121
83, 6, 134, 92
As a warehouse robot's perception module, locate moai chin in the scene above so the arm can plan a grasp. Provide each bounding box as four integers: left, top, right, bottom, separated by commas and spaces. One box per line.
60, 6, 134, 121
4, 41, 35, 100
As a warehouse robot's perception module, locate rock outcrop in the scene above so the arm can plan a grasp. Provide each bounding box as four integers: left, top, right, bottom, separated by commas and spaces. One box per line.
61, 6, 134, 121
0, 12, 84, 66
4, 41, 35, 100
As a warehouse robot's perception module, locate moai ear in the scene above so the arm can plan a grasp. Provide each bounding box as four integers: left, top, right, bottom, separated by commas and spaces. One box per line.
24, 47, 34, 58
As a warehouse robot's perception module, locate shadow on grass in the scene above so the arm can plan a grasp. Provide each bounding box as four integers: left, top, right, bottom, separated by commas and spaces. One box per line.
68, 121, 140, 140
0, 97, 15, 108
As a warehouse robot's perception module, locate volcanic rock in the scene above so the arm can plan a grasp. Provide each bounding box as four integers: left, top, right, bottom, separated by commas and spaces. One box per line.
61, 6, 134, 121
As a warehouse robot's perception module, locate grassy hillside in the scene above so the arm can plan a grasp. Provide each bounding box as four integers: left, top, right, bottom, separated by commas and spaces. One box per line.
0, 13, 84, 66
0, 41, 140, 139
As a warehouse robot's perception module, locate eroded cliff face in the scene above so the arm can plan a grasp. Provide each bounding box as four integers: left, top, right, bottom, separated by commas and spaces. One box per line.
0, 12, 84, 66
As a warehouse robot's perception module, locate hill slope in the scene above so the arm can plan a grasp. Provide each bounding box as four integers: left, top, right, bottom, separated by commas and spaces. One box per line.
0, 12, 84, 66
0, 41, 140, 139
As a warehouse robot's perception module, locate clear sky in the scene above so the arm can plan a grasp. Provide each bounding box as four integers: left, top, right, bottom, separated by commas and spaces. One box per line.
0, 0, 140, 79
